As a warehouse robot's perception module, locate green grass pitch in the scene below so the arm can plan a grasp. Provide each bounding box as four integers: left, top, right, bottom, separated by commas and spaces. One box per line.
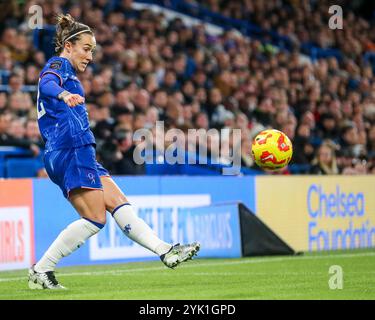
0, 249, 374, 300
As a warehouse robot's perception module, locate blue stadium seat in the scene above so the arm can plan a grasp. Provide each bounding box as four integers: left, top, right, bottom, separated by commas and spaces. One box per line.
6, 158, 39, 178
0, 160, 4, 178
180, 164, 220, 175
288, 164, 312, 174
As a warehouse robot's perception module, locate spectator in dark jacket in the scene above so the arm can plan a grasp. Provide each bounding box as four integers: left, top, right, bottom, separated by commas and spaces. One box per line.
292, 123, 314, 166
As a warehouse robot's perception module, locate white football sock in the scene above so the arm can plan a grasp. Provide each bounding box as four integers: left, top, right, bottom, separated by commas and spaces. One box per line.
34, 218, 103, 273
112, 203, 172, 256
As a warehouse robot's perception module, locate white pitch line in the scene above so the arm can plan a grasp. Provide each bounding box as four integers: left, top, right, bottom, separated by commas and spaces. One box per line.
1, 251, 374, 283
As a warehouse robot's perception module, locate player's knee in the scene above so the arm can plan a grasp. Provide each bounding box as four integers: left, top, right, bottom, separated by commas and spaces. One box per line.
87, 212, 106, 226
86, 203, 107, 226
97, 216, 107, 226
92, 207, 107, 225
105, 197, 126, 214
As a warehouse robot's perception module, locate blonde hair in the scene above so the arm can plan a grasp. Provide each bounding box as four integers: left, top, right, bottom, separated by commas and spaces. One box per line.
312, 140, 339, 174
54, 14, 93, 55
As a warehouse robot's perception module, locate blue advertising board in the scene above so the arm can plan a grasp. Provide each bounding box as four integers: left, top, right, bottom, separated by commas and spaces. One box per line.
183, 203, 242, 258
32, 176, 255, 266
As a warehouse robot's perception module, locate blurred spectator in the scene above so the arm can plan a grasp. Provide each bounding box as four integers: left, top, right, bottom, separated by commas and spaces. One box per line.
292, 123, 314, 166
207, 87, 227, 126
316, 113, 340, 143
133, 89, 151, 112
133, 111, 146, 131
161, 69, 179, 93
240, 136, 255, 170
25, 119, 44, 148
8, 91, 33, 117
309, 141, 339, 175
8, 73, 24, 93
145, 106, 159, 129
341, 158, 369, 175
98, 128, 145, 175
0, 93, 7, 110
0, 46, 13, 72
366, 126, 375, 159
339, 124, 366, 158
0, 113, 40, 156
25, 64, 39, 85
8, 118, 26, 140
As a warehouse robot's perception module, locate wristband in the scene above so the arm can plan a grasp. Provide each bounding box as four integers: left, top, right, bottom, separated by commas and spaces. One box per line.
58, 90, 70, 100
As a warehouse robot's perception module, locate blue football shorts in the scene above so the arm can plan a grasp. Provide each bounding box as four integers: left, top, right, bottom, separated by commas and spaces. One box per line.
44, 144, 110, 199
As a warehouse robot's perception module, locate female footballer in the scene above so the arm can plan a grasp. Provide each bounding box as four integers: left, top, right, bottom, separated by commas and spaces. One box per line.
28, 14, 200, 290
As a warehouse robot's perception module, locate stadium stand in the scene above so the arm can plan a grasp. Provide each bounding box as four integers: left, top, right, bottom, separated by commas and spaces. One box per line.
1, 0, 375, 177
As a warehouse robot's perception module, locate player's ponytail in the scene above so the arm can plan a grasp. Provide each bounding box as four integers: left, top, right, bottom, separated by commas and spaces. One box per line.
54, 13, 93, 55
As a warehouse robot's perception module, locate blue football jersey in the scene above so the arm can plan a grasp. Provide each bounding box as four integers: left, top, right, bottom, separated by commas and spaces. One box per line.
37, 56, 95, 151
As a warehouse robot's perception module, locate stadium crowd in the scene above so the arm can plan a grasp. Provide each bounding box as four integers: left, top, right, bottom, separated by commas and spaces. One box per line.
198, 0, 375, 61
1, 0, 375, 176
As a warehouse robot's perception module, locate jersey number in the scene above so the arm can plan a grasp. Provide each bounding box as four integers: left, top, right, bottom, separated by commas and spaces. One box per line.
36, 79, 46, 119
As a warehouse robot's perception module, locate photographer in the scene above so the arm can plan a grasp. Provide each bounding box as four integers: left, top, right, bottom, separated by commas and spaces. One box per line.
98, 128, 145, 175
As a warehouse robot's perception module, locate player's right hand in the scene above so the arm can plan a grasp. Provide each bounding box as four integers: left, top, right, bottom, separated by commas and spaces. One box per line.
63, 93, 85, 107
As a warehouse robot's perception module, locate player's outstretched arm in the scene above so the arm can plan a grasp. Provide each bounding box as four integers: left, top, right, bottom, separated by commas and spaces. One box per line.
58, 91, 85, 107
39, 73, 84, 107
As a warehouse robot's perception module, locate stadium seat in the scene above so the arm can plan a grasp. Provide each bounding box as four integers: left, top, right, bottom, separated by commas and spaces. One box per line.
0, 160, 4, 178
288, 164, 312, 174
5, 158, 39, 178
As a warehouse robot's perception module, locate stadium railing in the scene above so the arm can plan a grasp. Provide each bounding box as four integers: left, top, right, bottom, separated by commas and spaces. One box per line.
0, 84, 37, 93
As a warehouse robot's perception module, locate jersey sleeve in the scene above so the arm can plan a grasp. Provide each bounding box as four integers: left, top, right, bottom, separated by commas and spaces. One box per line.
40, 59, 67, 86
39, 73, 65, 99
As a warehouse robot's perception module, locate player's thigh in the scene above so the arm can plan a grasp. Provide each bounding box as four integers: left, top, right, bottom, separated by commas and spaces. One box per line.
69, 188, 106, 225
100, 176, 129, 213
